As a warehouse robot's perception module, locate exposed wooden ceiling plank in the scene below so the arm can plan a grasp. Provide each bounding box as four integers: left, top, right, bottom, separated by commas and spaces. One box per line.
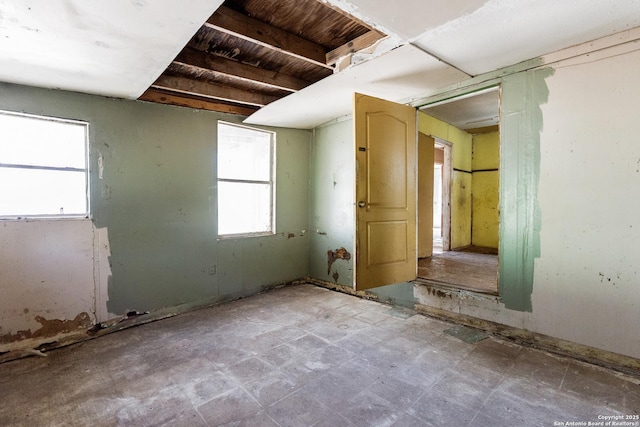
313, 0, 378, 33
139, 89, 258, 116
205, 6, 332, 69
326, 30, 387, 66
152, 75, 280, 107
174, 47, 310, 92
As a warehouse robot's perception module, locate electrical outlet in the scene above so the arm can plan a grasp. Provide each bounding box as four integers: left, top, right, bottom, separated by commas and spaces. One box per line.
209, 265, 217, 275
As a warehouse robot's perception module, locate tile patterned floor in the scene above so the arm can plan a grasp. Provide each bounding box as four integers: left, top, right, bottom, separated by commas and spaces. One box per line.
0, 284, 638, 426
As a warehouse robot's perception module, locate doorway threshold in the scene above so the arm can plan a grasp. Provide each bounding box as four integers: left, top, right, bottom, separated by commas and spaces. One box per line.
418, 250, 498, 294
413, 278, 501, 301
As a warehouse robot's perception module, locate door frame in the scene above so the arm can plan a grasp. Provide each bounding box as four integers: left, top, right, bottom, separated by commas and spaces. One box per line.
434, 138, 452, 252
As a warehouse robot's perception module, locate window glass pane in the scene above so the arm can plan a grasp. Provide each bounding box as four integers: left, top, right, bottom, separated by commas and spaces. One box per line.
0, 113, 86, 169
0, 168, 87, 216
218, 123, 271, 181
218, 182, 271, 235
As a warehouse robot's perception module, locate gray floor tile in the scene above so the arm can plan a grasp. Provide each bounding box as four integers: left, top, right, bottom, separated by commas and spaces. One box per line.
560, 361, 630, 412
477, 391, 559, 427
290, 333, 330, 353
339, 389, 400, 427
0, 284, 636, 427
507, 347, 569, 387
312, 412, 355, 426
408, 390, 477, 426
197, 387, 263, 427
180, 370, 237, 407
219, 411, 280, 427
266, 390, 330, 427
261, 342, 306, 367
227, 357, 274, 384
161, 408, 209, 427
244, 370, 300, 406
390, 413, 427, 426
367, 375, 428, 410
430, 369, 494, 410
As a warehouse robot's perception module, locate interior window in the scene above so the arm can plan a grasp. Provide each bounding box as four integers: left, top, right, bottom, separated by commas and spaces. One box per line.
0, 111, 89, 218
217, 122, 275, 237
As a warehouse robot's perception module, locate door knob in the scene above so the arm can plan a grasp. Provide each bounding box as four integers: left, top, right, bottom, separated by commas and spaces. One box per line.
358, 201, 366, 208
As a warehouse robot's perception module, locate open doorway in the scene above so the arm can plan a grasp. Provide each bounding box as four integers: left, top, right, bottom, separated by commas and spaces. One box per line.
417, 88, 500, 294
432, 139, 451, 253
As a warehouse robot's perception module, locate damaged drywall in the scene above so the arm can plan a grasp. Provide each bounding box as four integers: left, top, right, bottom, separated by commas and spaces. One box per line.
0, 219, 97, 343
0, 82, 311, 359
308, 118, 356, 287
327, 247, 352, 280
0, 312, 92, 344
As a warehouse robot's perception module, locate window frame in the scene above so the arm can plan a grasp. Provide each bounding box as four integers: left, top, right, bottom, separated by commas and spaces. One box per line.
0, 110, 90, 220
217, 121, 276, 239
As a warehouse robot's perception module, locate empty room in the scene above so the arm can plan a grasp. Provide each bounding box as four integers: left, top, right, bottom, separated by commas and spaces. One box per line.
1, 0, 639, 426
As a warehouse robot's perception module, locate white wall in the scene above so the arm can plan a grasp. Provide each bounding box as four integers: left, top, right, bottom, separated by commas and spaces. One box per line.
0, 220, 96, 350
531, 45, 640, 357
416, 41, 640, 359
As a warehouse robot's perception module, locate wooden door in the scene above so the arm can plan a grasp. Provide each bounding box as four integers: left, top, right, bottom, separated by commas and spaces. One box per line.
355, 93, 417, 290
417, 133, 435, 258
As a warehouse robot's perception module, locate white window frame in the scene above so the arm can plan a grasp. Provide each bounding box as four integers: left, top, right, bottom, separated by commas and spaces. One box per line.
0, 110, 89, 219
217, 121, 275, 238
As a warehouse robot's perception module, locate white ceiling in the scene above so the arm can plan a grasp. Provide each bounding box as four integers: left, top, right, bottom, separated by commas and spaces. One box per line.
245, 44, 470, 129
249, 0, 640, 128
421, 88, 500, 130
1, 0, 640, 127
0, 0, 223, 98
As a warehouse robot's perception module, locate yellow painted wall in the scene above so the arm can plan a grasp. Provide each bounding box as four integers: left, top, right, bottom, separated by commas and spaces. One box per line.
472, 131, 500, 170
452, 171, 472, 248
471, 131, 499, 249
419, 112, 472, 248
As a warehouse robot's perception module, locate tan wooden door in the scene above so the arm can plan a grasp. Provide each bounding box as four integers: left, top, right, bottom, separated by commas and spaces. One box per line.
354, 93, 417, 291
418, 133, 435, 258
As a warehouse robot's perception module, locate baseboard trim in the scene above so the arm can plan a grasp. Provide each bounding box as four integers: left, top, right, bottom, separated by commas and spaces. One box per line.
303, 277, 382, 301
413, 303, 640, 378
0, 279, 303, 364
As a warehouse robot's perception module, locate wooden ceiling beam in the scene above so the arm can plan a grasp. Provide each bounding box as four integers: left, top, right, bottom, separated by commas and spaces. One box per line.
173, 47, 310, 92
139, 89, 258, 116
205, 6, 332, 70
326, 30, 386, 66
152, 75, 280, 107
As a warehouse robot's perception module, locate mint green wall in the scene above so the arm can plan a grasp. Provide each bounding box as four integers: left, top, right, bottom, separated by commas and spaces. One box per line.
0, 83, 310, 315
308, 119, 355, 286
308, 118, 414, 307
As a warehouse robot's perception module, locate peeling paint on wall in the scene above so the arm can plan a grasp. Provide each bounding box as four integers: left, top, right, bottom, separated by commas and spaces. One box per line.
0, 312, 92, 344
327, 247, 352, 276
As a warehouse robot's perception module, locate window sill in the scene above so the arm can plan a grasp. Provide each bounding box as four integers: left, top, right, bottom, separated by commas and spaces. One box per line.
0, 214, 91, 222
218, 231, 275, 241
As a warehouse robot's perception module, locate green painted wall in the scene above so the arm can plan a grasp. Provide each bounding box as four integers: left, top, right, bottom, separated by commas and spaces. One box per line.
308, 118, 415, 307
499, 69, 551, 311
308, 119, 355, 286
472, 131, 499, 248
0, 83, 310, 316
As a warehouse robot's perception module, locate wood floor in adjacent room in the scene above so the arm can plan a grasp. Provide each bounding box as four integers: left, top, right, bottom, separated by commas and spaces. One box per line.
0, 284, 637, 426
418, 249, 499, 294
